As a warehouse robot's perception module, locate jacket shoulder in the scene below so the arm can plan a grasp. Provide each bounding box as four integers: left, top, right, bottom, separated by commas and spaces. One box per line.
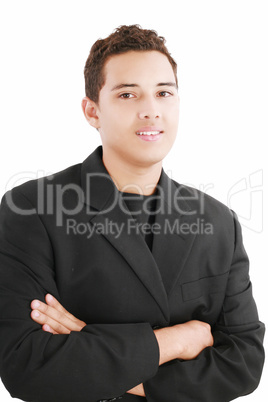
2, 163, 82, 206
172, 180, 234, 225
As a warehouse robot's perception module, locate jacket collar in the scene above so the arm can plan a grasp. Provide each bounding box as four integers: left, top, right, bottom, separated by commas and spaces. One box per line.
81, 146, 116, 212
81, 145, 192, 217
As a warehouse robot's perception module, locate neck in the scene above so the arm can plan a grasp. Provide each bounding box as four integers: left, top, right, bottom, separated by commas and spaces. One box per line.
102, 150, 162, 196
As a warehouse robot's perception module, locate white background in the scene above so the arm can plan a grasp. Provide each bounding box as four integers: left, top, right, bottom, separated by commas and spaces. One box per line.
0, 0, 267, 400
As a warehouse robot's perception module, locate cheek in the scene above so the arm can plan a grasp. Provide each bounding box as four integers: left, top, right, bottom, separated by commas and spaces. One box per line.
167, 104, 180, 128
105, 105, 131, 128
99, 110, 119, 134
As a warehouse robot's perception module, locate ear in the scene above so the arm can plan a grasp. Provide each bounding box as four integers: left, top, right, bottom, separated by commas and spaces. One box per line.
81, 97, 100, 129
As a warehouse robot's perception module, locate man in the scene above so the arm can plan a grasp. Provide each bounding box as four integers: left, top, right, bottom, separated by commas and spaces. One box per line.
0, 25, 265, 401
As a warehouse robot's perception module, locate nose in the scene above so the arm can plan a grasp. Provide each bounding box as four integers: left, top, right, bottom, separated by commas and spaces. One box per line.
137, 97, 160, 120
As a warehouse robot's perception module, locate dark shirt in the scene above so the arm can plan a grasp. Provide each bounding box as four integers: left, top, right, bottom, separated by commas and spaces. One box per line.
120, 191, 157, 251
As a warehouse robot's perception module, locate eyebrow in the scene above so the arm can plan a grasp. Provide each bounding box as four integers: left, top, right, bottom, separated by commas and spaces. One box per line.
111, 82, 178, 91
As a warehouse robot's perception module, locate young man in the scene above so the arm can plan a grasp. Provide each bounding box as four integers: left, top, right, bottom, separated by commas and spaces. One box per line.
0, 25, 265, 401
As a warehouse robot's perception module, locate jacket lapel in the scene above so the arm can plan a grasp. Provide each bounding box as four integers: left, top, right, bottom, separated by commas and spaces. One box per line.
81, 147, 170, 323
151, 170, 197, 296
81, 147, 197, 319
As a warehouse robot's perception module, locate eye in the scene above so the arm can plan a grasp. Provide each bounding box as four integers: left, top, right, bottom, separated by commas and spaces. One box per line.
157, 91, 173, 97
119, 93, 135, 99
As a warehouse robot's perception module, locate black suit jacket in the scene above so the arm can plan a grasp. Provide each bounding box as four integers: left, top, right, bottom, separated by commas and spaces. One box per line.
0, 146, 265, 401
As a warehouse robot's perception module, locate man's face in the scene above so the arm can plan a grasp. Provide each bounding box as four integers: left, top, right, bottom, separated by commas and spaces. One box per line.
93, 50, 180, 168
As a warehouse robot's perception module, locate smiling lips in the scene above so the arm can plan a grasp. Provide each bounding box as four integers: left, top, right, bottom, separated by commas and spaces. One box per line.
136, 127, 163, 142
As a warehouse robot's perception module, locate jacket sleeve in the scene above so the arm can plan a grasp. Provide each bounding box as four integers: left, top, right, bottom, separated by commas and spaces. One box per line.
143, 211, 265, 402
0, 189, 159, 402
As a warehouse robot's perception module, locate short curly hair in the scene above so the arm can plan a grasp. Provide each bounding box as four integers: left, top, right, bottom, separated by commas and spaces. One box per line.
84, 25, 178, 104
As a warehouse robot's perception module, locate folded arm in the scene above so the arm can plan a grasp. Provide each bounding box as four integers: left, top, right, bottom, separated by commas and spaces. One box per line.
30, 294, 214, 397
1, 189, 265, 402
143, 212, 265, 401
0, 190, 159, 402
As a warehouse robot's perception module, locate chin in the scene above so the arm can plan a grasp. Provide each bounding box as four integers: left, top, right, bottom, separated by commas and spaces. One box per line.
144, 146, 172, 164
134, 152, 167, 168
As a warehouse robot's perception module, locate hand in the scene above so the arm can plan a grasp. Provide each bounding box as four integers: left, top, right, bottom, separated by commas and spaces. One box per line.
154, 320, 214, 365
127, 383, 145, 397
173, 320, 214, 360
31, 294, 86, 334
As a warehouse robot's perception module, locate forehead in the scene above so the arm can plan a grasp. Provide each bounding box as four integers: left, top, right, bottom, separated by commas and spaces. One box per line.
102, 51, 176, 87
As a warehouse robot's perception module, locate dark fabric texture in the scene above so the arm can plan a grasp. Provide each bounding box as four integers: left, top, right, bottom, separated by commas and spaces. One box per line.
120, 191, 157, 251
0, 146, 265, 402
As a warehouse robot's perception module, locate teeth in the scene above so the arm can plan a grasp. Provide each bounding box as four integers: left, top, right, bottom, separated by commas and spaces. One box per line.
137, 131, 161, 136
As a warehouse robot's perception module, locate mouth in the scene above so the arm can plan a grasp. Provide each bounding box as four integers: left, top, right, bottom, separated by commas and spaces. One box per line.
135, 128, 164, 142
136, 130, 163, 136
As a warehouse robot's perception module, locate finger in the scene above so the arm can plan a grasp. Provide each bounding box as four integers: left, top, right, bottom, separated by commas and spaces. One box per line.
45, 294, 78, 322
31, 300, 84, 332
31, 309, 71, 334
42, 324, 59, 335
44, 295, 86, 330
